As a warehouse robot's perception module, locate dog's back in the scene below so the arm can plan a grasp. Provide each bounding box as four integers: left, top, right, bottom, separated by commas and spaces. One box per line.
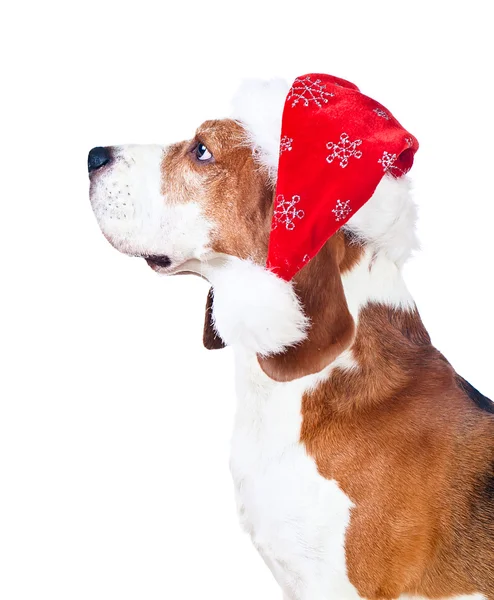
435, 375, 494, 594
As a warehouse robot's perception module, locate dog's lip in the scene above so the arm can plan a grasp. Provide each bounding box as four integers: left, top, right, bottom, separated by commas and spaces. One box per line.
143, 255, 172, 269
139, 254, 225, 281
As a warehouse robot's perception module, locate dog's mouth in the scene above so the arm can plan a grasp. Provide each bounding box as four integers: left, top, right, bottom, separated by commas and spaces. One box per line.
143, 255, 181, 274
144, 255, 172, 270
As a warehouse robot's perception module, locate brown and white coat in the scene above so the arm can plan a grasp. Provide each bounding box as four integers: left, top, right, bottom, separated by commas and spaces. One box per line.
89, 79, 494, 600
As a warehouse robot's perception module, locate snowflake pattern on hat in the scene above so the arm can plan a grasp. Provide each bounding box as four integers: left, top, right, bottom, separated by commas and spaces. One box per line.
378, 151, 397, 172
374, 108, 390, 120
280, 136, 293, 154
266, 73, 419, 281
326, 133, 363, 168
332, 199, 352, 222
273, 194, 305, 231
287, 76, 334, 108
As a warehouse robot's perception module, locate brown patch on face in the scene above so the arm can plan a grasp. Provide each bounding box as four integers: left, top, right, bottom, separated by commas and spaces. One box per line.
161, 119, 273, 264
301, 301, 494, 598
258, 232, 361, 382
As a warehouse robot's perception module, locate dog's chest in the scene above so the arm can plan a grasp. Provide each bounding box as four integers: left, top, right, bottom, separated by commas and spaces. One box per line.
229, 356, 359, 600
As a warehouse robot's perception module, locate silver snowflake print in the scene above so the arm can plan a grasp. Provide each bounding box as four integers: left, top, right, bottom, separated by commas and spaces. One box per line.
374, 107, 390, 120
405, 136, 414, 148
326, 133, 363, 168
273, 194, 305, 231
378, 151, 397, 172
332, 199, 352, 222
280, 135, 293, 154
287, 76, 334, 108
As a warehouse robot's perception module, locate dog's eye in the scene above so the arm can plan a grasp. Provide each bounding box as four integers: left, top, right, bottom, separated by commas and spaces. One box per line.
196, 143, 212, 161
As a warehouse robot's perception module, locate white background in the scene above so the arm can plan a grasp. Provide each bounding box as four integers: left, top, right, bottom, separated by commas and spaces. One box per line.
1, 1, 493, 598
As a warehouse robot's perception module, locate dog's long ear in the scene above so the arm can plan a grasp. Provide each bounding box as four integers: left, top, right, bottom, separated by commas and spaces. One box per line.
203, 288, 226, 350
258, 235, 356, 382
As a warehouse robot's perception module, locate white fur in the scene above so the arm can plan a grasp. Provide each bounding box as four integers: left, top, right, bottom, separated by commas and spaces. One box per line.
89, 144, 214, 265
342, 247, 416, 322
230, 349, 360, 600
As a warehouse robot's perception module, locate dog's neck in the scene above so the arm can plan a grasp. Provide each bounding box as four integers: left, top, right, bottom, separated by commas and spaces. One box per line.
204, 238, 434, 413
341, 245, 415, 321
332, 246, 434, 413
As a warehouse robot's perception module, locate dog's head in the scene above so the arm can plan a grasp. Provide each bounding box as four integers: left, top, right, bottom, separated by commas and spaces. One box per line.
89, 118, 273, 275
89, 81, 416, 382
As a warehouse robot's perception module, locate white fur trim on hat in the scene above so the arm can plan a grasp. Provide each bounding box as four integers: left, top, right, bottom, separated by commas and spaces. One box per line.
231, 78, 289, 182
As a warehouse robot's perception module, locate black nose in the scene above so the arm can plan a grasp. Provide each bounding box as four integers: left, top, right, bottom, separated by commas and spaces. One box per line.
88, 147, 111, 173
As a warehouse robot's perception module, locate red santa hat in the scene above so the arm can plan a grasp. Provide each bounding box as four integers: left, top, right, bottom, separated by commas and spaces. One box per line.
233, 73, 418, 281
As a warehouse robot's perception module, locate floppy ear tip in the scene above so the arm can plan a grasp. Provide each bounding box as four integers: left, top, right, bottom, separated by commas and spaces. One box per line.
203, 288, 226, 351
203, 326, 226, 351
256, 350, 299, 383
256, 319, 356, 383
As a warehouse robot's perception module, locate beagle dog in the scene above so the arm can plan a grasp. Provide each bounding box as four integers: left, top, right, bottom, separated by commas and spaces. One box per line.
88, 79, 494, 600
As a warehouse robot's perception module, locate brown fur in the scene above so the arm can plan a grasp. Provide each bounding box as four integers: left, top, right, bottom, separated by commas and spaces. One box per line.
301, 299, 494, 598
